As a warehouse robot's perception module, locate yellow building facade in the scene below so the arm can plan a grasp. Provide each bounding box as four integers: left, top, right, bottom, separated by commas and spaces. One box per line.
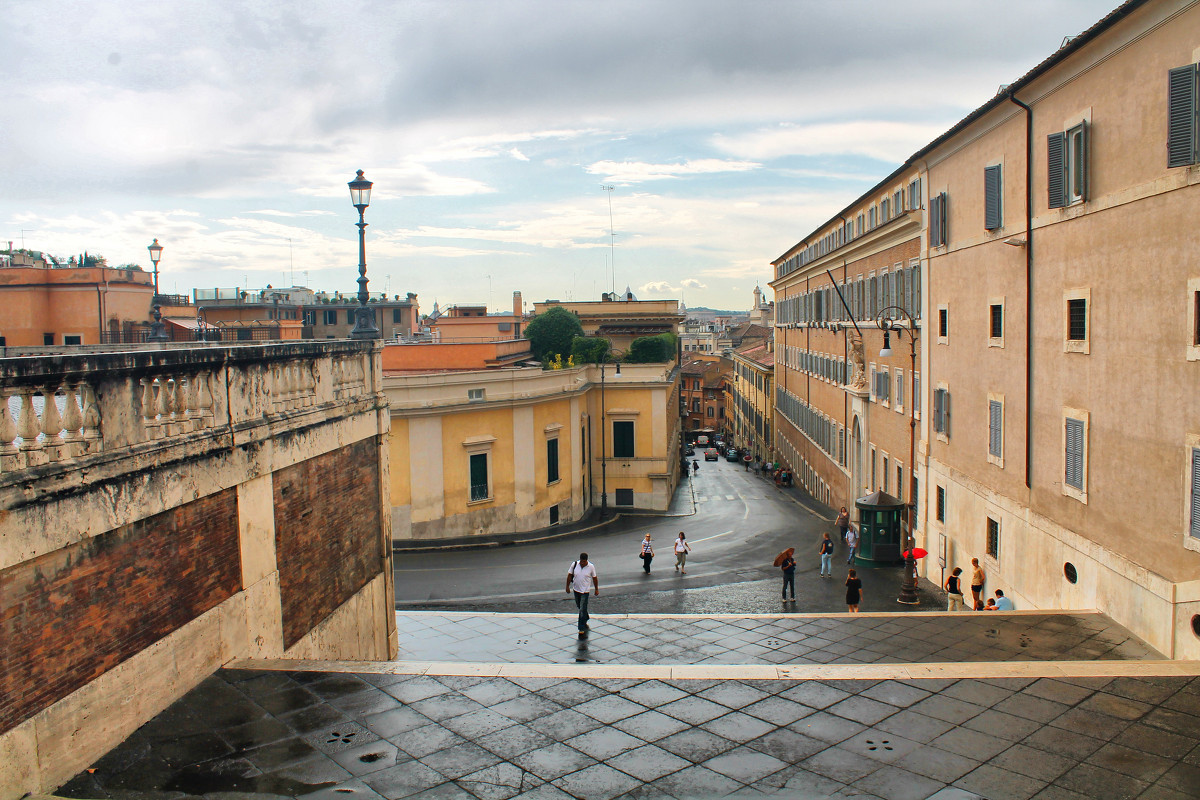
730, 343, 775, 462
385, 362, 681, 542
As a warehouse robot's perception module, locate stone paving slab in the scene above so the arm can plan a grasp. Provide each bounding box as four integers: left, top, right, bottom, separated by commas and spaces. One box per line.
60, 666, 1200, 800
391, 611, 1163, 666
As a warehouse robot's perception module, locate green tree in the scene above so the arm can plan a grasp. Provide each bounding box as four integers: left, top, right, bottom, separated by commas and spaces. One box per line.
524, 307, 584, 363
570, 335, 611, 365
625, 333, 678, 363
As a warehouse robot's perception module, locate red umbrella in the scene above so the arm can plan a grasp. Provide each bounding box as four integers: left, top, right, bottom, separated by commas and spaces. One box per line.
902, 548, 929, 559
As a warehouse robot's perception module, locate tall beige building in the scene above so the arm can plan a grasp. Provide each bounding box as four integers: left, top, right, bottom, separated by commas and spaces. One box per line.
921, 0, 1200, 657
768, 0, 1200, 657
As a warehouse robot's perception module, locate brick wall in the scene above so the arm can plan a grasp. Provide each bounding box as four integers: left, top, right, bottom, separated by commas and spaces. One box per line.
274, 438, 384, 648
0, 489, 240, 734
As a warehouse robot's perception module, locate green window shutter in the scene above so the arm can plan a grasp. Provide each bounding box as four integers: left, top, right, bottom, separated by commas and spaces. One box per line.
989, 400, 1002, 458
1168, 65, 1199, 168
1048, 132, 1067, 208
1065, 418, 1084, 489
933, 388, 944, 433
944, 391, 952, 438
469, 453, 489, 501
1191, 447, 1200, 538
613, 420, 635, 458
547, 438, 559, 483
984, 165, 1003, 230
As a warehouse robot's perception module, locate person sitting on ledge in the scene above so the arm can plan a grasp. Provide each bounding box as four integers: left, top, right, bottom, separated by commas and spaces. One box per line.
993, 589, 1014, 611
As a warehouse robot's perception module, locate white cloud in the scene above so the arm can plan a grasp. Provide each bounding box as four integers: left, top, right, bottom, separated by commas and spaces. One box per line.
586, 158, 760, 184
712, 121, 948, 164
641, 281, 676, 293
681, 278, 706, 289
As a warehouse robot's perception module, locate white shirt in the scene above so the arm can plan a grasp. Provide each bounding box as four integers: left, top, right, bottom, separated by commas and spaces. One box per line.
570, 561, 597, 593
674, 538, 689, 553
845, 529, 858, 547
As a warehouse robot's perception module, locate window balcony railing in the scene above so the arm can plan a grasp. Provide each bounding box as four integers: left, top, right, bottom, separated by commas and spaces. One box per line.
470, 482, 490, 502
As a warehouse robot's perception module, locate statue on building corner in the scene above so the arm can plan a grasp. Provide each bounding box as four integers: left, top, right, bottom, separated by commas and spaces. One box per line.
848, 329, 867, 391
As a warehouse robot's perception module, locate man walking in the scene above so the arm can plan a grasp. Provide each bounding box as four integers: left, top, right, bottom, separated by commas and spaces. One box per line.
844, 524, 858, 565
818, 532, 834, 578
566, 553, 599, 634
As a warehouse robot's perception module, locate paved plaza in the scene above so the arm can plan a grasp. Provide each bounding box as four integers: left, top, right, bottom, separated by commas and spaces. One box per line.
55, 610, 1200, 800
392, 612, 1162, 666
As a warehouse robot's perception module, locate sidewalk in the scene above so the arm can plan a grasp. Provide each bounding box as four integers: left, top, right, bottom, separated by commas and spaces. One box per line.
57, 610, 1200, 800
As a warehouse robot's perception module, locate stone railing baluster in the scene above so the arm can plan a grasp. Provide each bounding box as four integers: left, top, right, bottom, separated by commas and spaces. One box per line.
159, 377, 174, 436
81, 384, 102, 448
1, 388, 19, 468
61, 383, 84, 450
142, 378, 160, 440
17, 389, 43, 464
196, 372, 213, 428
40, 386, 65, 462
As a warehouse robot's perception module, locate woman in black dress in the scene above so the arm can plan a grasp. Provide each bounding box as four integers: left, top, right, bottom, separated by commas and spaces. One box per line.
845, 568, 862, 612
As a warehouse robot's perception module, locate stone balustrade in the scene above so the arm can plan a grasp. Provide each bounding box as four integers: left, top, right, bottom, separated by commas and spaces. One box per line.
0, 341, 379, 479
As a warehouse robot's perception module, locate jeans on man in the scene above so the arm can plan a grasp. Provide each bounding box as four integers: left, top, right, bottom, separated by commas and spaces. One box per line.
820, 553, 833, 576
574, 591, 590, 630
846, 546, 856, 565
782, 573, 795, 600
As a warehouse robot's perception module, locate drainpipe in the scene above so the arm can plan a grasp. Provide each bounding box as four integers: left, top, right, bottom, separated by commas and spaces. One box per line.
1008, 92, 1034, 490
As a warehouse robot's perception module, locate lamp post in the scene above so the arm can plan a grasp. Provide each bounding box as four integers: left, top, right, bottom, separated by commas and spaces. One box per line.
878, 305, 919, 605
348, 170, 380, 340
147, 239, 163, 298
146, 239, 169, 341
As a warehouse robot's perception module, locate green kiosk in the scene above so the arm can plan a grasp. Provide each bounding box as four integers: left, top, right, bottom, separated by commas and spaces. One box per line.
853, 490, 905, 565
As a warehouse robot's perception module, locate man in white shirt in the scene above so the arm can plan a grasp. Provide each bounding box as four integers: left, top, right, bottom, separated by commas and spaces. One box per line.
844, 525, 859, 565
566, 553, 599, 633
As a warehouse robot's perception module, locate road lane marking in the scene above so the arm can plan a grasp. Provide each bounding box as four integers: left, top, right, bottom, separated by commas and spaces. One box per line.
690, 530, 734, 543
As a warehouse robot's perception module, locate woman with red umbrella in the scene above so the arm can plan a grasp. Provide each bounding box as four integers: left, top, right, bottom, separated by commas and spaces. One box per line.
774, 548, 796, 602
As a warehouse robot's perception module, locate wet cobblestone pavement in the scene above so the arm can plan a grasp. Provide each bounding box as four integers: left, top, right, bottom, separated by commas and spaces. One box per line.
60, 666, 1200, 800
394, 612, 1162, 666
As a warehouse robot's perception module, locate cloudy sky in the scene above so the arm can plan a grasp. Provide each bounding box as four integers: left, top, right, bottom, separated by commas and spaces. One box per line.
3, 1, 1111, 313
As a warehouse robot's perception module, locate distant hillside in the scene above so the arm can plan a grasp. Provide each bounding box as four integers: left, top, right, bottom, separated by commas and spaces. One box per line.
687, 306, 745, 316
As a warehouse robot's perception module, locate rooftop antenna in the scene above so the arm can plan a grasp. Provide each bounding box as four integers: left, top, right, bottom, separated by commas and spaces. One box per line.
288, 238, 294, 285
602, 185, 615, 295
20, 229, 35, 250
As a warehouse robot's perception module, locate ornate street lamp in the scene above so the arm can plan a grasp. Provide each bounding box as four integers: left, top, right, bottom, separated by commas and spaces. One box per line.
147, 238, 163, 297
147, 239, 169, 341
348, 169, 380, 339
878, 305, 920, 605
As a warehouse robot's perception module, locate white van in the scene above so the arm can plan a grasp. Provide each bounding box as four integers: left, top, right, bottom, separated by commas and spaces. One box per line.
696, 435, 709, 446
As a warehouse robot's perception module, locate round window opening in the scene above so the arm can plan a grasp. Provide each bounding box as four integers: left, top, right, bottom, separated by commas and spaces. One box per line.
1063, 562, 1078, 584
1192, 615, 1200, 639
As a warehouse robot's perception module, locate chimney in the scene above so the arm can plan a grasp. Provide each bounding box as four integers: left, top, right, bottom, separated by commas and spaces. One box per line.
513, 291, 522, 317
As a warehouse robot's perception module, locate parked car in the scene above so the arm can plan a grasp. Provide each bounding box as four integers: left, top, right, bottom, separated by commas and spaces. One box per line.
725, 449, 740, 462
704, 447, 719, 461
684, 446, 695, 456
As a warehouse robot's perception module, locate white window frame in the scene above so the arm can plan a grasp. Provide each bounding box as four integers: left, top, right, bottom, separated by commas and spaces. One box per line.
1188, 277, 1200, 362
1062, 408, 1089, 504
987, 392, 1005, 469
894, 367, 905, 415
463, 435, 496, 505
988, 297, 1005, 349
1186, 434, 1200, 554
468, 388, 486, 403
1064, 287, 1091, 354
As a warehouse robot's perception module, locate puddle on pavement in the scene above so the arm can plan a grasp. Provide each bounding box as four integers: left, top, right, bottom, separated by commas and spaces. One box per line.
165, 770, 335, 796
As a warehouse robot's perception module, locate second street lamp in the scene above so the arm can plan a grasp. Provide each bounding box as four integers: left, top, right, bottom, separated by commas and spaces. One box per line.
348, 169, 380, 340
147, 239, 169, 342
877, 306, 920, 605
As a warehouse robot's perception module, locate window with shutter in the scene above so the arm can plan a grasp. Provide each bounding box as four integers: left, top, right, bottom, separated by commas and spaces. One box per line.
1047, 131, 1067, 209
930, 192, 948, 247
547, 438, 560, 484
984, 164, 1003, 230
1191, 447, 1200, 539
914, 373, 921, 415
990, 304, 1004, 339
469, 453, 490, 502
936, 485, 945, 522
1067, 122, 1088, 203
933, 389, 944, 434
613, 420, 635, 458
944, 391, 952, 438
1168, 64, 1199, 168
1065, 418, 1085, 489
989, 400, 1002, 458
